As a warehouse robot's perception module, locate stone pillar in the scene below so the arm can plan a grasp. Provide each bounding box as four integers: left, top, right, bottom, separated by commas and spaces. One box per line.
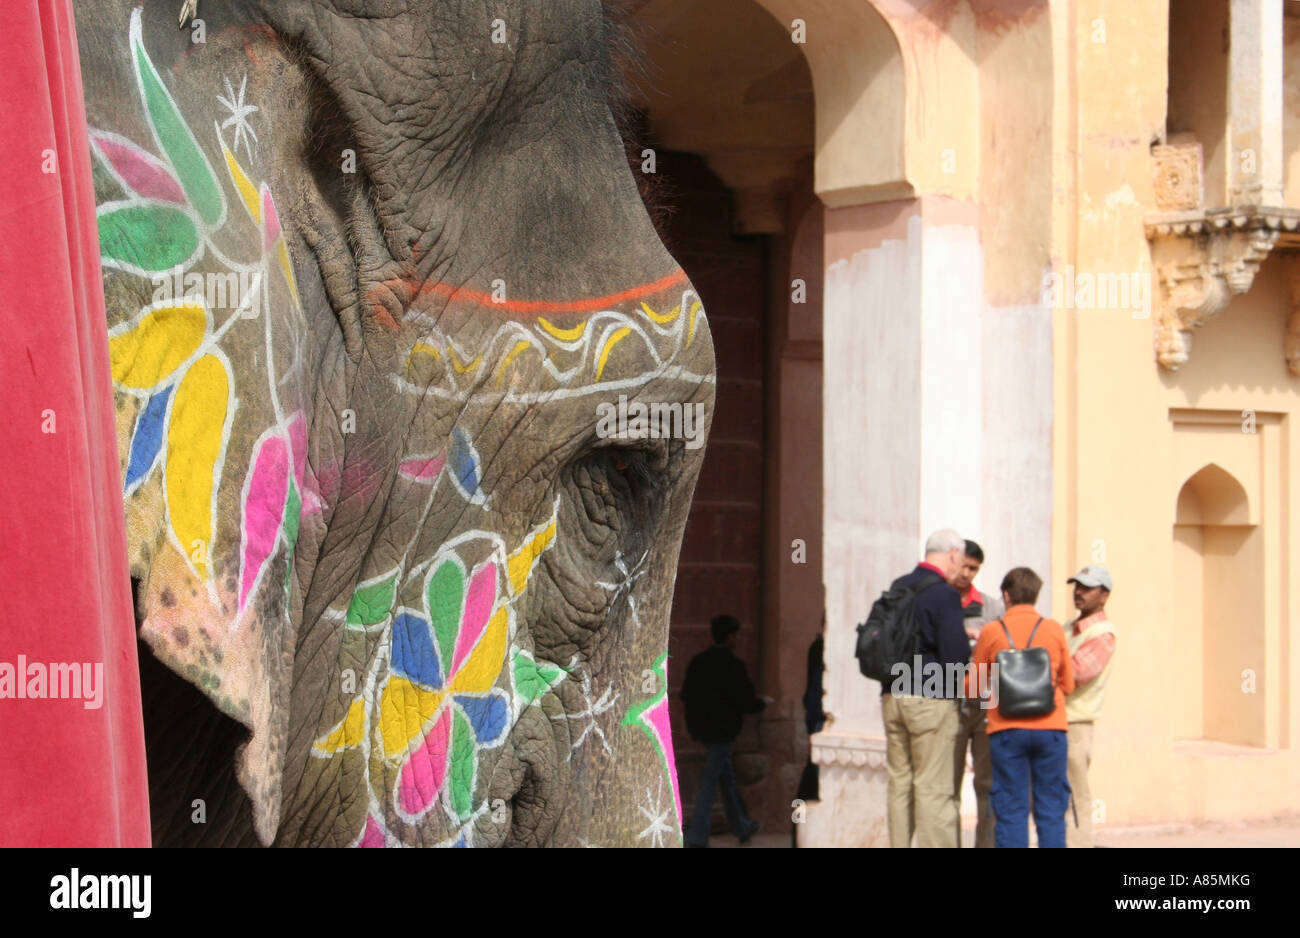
761, 189, 825, 810
1228, 0, 1283, 205
801, 196, 984, 847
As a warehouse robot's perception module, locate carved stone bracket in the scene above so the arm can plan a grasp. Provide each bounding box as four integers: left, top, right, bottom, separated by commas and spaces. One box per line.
809, 731, 888, 770
1146, 207, 1300, 372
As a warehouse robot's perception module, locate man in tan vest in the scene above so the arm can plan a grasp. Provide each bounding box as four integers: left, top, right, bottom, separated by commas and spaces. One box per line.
1063, 565, 1116, 848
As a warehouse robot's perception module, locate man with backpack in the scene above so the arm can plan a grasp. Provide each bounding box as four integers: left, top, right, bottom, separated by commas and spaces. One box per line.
969, 567, 1075, 848
872, 529, 971, 848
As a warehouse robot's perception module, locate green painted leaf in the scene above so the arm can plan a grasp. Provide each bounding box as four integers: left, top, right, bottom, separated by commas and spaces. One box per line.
346, 571, 397, 627
426, 560, 465, 677
513, 651, 562, 704
282, 481, 301, 596
449, 708, 475, 821
98, 202, 200, 273
283, 480, 302, 551
133, 23, 224, 227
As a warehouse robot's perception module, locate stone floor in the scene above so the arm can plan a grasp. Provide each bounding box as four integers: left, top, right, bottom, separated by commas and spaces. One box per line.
705, 831, 794, 848
704, 812, 1300, 848
1092, 813, 1300, 848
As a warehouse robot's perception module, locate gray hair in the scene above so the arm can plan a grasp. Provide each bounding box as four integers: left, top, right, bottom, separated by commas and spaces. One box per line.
924, 528, 964, 556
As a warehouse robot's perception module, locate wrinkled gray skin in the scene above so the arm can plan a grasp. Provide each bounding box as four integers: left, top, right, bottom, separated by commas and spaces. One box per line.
78, 0, 713, 846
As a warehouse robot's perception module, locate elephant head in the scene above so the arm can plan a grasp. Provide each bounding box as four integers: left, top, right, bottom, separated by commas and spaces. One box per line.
79, 0, 713, 846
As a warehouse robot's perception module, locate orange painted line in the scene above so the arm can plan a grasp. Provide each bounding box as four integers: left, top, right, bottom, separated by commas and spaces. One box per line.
403, 268, 689, 316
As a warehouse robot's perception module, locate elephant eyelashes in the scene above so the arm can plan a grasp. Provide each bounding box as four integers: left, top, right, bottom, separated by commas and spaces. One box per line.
610, 448, 656, 493
608, 440, 668, 489
570, 442, 669, 531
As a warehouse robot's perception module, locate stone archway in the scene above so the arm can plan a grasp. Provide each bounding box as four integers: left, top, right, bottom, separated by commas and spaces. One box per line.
624, 0, 824, 837
625, 0, 1059, 847
751, 0, 908, 204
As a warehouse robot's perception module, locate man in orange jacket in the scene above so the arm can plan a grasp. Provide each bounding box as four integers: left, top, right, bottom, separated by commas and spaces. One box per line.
970, 567, 1075, 848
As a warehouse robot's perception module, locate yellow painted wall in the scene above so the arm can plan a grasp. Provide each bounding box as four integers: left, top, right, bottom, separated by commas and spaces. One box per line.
1057, 0, 1299, 826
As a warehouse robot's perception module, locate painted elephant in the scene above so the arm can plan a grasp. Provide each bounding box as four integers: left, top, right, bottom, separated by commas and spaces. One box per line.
77, 0, 714, 846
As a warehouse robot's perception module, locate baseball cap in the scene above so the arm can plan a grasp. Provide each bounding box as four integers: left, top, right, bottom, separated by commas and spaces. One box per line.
1068, 564, 1113, 591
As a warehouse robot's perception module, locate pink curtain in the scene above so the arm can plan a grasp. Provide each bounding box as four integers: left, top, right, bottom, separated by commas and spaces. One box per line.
0, 0, 151, 846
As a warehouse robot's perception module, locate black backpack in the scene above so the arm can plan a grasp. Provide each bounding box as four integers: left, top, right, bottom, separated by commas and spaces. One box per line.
854, 571, 945, 683
993, 618, 1055, 718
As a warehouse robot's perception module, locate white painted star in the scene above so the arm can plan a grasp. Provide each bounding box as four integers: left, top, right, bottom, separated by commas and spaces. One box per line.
597, 550, 650, 628
217, 74, 259, 160
551, 660, 618, 760
596, 550, 649, 602
637, 779, 674, 848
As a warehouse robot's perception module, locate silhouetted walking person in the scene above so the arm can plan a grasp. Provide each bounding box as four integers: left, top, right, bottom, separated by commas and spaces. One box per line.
798, 630, 826, 803
681, 614, 766, 847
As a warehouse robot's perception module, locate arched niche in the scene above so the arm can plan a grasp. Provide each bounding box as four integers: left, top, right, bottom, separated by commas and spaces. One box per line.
1172, 461, 1265, 748
1175, 462, 1253, 526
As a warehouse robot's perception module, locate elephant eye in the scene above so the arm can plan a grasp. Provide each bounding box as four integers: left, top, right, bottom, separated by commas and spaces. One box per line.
567, 440, 670, 542
609, 447, 654, 489
592, 441, 667, 497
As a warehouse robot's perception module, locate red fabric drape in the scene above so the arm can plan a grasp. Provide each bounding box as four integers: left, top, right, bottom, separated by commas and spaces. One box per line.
0, 0, 151, 846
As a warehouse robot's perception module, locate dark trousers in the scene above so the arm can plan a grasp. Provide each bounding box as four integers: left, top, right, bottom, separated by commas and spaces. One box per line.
989, 728, 1069, 848
685, 742, 755, 846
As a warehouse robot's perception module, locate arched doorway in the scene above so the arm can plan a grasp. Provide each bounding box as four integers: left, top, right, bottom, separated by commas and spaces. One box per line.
622, 0, 1045, 847
622, 0, 822, 836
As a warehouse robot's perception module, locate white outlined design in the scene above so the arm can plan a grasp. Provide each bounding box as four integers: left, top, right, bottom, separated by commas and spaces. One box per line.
395, 290, 711, 402
313, 496, 563, 846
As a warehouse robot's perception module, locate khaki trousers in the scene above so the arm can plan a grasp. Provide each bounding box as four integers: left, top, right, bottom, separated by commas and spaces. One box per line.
1066, 721, 1094, 848
883, 694, 959, 848
953, 701, 994, 848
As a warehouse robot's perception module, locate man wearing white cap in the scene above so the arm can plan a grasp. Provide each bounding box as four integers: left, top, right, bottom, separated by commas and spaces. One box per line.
1063, 565, 1116, 848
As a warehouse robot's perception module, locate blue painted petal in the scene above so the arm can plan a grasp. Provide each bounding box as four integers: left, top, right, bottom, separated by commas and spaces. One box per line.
450, 427, 478, 495
392, 612, 442, 688
455, 693, 507, 746
452, 834, 467, 848
124, 386, 172, 493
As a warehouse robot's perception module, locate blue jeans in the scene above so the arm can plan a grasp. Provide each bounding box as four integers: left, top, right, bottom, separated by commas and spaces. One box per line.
989, 729, 1070, 848
685, 742, 755, 846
